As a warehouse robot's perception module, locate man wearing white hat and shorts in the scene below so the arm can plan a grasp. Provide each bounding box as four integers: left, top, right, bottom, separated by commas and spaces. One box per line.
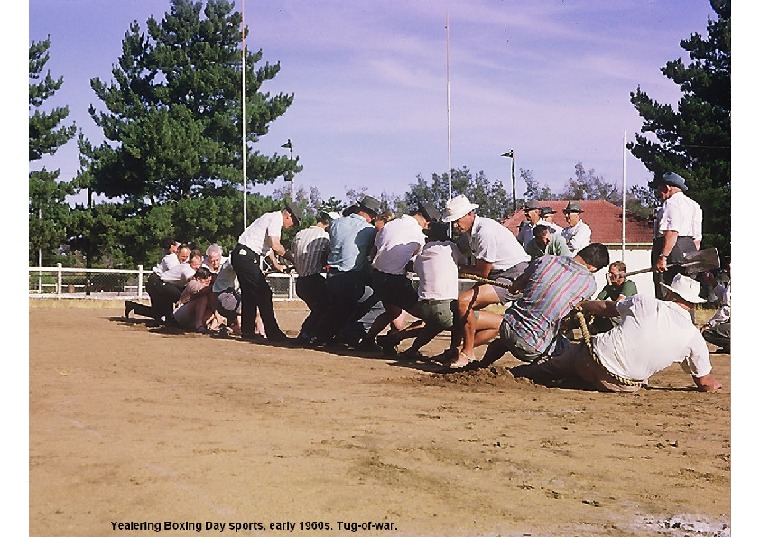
442, 194, 530, 368
511, 273, 722, 393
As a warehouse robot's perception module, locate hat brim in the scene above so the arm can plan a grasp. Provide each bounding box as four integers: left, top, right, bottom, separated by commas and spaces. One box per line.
659, 282, 705, 303
442, 203, 478, 223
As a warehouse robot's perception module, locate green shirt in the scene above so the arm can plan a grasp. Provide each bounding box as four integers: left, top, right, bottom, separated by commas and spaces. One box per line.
597, 279, 638, 301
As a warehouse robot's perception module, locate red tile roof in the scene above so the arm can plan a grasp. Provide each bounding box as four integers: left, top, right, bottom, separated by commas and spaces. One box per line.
501, 200, 653, 245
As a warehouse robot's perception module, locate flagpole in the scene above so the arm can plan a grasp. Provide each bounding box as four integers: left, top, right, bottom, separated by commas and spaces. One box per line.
446, 12, 452, 202
622, 130, 627, 262
241, 0, 248, 228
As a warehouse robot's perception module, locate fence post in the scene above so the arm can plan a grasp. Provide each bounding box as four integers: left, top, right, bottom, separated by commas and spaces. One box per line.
138, 265, 144, 299
290, 273, 296, 300
56, 263, 63, 297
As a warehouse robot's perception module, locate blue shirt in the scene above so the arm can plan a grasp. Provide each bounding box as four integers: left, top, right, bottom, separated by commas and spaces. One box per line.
327, 214, 376, 272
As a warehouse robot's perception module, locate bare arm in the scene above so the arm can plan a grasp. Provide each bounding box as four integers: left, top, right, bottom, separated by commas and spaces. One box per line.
655, 230, 679, 272
269, 237, 287, 258
459, 258, 492, 279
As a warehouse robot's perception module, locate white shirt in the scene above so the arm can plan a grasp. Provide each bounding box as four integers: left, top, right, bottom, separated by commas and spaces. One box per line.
593, 294, 712, 382
372, 215, 426, 275
152, 252, 179, 275
237, 211, 283, 254
470, 215, 530, 270
413, 241, 468, 300
561, 219, 592, 254
160, 262, 197, 286
291, 225, 330, 277
655, 191, 702, 241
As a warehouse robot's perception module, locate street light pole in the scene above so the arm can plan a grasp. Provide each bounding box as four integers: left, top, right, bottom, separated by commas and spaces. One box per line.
282, 139, 294, 200
501, 150, 516, 214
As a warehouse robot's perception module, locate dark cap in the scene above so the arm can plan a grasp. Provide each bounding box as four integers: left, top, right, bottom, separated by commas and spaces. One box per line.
523, 200, 542, 210
285, 203, 303, 225
358, 196, 382, 217
417, 201, 442, 223
423, 221, 451, 242
648, 171, 688, 191
540, 206, 556, 217
563, 200, 583, 213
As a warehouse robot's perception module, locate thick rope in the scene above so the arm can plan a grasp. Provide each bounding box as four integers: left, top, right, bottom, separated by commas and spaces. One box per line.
573, 307, 644, 387
460, 273, 513, 290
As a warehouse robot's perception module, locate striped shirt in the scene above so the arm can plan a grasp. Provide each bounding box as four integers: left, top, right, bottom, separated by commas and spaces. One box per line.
503, 255, 597, 353
291, 225, 330, 277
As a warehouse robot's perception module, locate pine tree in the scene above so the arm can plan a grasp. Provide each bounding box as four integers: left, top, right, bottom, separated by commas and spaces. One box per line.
82, 0, 299, 205
29, 37, 77, 264
628, 0, 730, 257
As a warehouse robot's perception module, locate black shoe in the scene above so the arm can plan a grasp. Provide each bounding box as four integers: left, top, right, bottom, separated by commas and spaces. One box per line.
376, 334, 398, 357
398, 348, 424, 361
124, 301, 134, 319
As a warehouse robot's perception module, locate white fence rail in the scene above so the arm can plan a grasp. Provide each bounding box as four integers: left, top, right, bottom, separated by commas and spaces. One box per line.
28, 265, 299, 301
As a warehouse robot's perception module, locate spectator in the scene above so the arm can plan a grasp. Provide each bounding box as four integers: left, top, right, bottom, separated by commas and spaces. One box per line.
561, 201, 592, 254
524, 224, 571, 260
700, 266, 730, 353
516, 200, 544, 247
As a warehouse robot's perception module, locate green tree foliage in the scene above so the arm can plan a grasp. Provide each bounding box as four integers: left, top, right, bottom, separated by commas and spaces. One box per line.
82, 0, 299, 205
628, 0, 730, 257
559, 162, 622, 205
406, 167, 513, 220
29, 37, 77, 265
521, 168, 556, 204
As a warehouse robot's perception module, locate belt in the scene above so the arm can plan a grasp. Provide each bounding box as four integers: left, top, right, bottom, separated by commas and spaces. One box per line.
236, 243, 261, 262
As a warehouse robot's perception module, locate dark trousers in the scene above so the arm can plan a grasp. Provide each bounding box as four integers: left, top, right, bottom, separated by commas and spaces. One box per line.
132, 272, 182, 322
231, 243, 283, 338
702, 321, 731, 350
295, 273, 327, 337
316, 270, 369, 342
652, 236, 697, 300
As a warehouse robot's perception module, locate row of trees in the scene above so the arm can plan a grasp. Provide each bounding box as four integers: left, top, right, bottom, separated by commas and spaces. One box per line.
29, 0, 730, 268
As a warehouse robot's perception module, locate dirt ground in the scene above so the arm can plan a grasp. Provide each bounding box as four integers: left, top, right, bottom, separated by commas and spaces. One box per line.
29, 300, 731, 537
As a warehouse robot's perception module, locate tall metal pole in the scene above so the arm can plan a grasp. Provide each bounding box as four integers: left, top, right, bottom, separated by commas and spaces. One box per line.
501, 150, 515, 214
241, 0, 248, 228
511, 153, 516, 214
622, 130, 627, 262
446, 12, 452, 202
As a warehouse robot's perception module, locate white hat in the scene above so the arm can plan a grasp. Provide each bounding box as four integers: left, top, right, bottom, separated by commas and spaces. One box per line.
327, 211, 341, 220
442, 195, 479, 223
660, 273, 706, 304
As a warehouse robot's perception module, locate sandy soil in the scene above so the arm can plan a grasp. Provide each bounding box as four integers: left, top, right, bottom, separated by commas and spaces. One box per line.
29, 300, 731, 537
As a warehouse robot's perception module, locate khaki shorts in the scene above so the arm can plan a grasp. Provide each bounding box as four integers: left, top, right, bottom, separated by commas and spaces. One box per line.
416, 299, 456, 330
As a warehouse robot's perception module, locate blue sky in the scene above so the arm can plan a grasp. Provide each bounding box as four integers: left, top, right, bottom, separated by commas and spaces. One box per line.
27, 0, 722, 206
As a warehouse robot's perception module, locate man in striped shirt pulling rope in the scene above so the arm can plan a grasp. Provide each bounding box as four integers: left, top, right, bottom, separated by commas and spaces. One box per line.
460, 243, 610, 369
